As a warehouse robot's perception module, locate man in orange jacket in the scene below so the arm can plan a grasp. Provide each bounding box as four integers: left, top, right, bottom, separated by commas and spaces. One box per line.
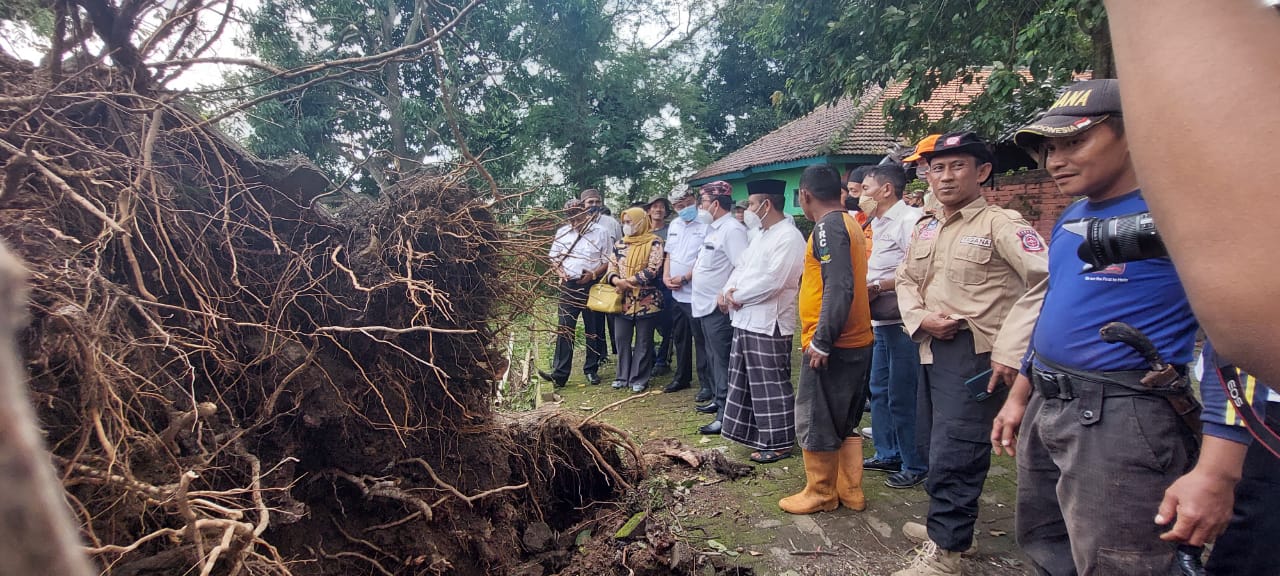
780, 164, 875, 514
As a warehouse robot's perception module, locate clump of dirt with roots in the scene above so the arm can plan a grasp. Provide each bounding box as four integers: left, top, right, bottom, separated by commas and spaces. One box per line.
0, 44, 757, 576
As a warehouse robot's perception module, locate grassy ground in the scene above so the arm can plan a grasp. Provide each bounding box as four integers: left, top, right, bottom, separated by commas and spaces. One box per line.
504, 314, 1032, 575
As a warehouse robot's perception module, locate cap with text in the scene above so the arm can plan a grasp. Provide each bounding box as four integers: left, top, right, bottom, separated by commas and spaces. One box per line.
919, 131, 993, 165
1014, 79, 1121, 148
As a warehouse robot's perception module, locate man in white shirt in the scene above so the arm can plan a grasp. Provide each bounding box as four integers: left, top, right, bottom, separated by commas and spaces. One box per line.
859, 165, 928, 490
661, 186, 711, 399
690, 181, 749, 435
720, 183, 807, 453
579, 189, 622, 357
540, 198, 614, 387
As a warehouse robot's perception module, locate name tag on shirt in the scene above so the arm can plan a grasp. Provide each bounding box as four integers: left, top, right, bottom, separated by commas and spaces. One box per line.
959, 235, 992, 248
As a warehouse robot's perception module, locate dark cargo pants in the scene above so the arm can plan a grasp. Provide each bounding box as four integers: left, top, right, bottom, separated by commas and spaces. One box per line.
1015, 365, 1196, 576
796, 345, 873, 451
919, 331, 1007, 552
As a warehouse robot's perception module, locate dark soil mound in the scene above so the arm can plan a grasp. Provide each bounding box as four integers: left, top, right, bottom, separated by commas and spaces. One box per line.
0, 52, 641, 575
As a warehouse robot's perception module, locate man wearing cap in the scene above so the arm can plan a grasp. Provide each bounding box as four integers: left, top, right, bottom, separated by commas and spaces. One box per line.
691, 181, 749, 435
992, 79, 1213, 576
662, 186, 711, 398
903, 135, 942, 213
646, 196, 675, 377
719, 179, 808, 460
542, 197, 617, 388
892, 132, 1049, 576
858, 164, 928, 490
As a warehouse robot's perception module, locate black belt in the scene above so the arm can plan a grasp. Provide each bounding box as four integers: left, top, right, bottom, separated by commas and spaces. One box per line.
1030, 355, 1187, 401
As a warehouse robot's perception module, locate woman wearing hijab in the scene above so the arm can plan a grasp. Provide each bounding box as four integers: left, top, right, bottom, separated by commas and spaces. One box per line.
605, 207, 666, 392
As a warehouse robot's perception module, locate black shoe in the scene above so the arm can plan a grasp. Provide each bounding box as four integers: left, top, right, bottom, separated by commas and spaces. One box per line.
585, 373, 601, 385
537, 369, 556, 382
863, 457, 902, 473
663, 381, 691, 393
695, 402, 719, 414
698, 420, 722, 435
553, 380, 566, 389
651, 364, 670, 376
694, 390, 713, 403
885, 469, 927, 489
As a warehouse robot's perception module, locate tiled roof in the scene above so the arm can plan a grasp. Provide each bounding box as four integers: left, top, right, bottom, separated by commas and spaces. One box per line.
691, 72, 995, 181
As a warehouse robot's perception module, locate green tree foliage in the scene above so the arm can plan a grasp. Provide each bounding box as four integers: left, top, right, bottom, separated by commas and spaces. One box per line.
238, 0, 719, 205
731, 0, 1107, 139
686, 2, 802, 157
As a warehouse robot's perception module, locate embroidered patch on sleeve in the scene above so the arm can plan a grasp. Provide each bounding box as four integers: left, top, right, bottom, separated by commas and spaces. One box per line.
917, 219, 940, 241
815, 224, 831, 263
1016, 228, 1045, 252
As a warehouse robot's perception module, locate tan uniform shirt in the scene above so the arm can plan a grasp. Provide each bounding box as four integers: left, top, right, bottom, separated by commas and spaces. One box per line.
895, 196, 1049, 367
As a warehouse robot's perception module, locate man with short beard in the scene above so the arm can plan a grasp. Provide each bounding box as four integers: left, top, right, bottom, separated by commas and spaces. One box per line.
892, 132, 1048, 576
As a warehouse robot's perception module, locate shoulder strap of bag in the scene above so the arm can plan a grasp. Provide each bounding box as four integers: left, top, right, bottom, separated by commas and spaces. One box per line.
1215, 362, 1280, 459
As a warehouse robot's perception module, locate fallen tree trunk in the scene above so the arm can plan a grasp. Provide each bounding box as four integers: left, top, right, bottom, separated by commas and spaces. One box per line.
0, 241, 94, 576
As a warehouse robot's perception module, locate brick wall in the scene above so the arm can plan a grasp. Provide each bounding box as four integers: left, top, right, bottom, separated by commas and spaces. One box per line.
984, 169, 1075, 238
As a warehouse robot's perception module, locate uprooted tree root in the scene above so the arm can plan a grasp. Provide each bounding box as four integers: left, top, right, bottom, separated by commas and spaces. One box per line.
0, 50, 650, 575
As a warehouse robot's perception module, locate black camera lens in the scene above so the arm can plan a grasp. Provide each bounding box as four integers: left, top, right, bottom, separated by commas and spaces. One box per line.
1075, 212, 1167, 272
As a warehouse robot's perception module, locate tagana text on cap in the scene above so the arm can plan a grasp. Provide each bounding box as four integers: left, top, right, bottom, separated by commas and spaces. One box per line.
1014, 79, 1122, 148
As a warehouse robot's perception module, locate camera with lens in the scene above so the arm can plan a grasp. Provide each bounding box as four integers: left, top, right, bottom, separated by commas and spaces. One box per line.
1063, 211, 1168, 272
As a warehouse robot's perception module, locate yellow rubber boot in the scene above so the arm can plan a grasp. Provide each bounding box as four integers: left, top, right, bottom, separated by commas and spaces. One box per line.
836, 436, 867, 511
778, 449, 840, 514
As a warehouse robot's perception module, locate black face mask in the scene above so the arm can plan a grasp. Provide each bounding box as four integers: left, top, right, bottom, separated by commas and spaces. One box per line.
587, 205, 604, 215
843, 195, 860, 211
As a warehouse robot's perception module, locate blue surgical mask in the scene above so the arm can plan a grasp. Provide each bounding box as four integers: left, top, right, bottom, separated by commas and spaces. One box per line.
678, 205, 698, 222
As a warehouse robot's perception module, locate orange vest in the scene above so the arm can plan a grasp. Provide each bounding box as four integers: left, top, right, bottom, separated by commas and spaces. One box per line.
855, 211, 874, 259
799, 213, 874, 350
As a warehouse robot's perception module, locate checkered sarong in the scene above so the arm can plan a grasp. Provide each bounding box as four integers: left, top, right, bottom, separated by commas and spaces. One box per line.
722, 328, 796, 451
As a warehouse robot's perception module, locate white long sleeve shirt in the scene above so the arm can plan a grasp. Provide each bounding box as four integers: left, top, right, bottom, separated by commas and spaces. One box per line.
723, 218, 807, 336
665, 216, 709, 304
691, 214, 748, 318
867, 200, 923, 284
549, 219, 614, 279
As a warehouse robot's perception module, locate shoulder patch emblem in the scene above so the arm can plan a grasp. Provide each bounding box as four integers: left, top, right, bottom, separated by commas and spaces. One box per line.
959, 235, 992, 248
1016, 228, 1045, 252
917, 219, 940, 241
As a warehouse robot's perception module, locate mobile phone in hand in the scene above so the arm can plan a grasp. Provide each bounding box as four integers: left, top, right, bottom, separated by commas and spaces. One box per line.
964, 368, 1000, 402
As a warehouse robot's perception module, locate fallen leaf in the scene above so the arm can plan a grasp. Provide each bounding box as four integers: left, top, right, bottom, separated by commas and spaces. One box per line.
989, 529, 1007, 537
748, 550, 763, 557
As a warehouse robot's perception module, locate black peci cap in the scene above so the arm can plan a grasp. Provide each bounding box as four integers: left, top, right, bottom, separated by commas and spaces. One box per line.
919, 132, 993, 165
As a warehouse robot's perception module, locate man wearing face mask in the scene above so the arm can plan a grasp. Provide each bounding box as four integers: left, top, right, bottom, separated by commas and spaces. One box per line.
691, 181, 749, 434
859, 165, 927, 489
662, 186, 712, 399
720, 179, 808, 460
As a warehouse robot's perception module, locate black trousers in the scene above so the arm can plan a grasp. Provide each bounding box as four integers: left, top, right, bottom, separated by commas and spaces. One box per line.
550, 281, 604, 382
1205, 406, 1280, 575
797, 345, 873, 451
615, 314, 657, 388
697, 309, 734, 420
670, 300, 707, 390
651, 287, 674, 366
919, 330, 1007, 552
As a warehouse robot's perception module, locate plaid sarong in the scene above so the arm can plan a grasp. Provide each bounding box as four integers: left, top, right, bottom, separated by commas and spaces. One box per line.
722, 328, 796, 451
